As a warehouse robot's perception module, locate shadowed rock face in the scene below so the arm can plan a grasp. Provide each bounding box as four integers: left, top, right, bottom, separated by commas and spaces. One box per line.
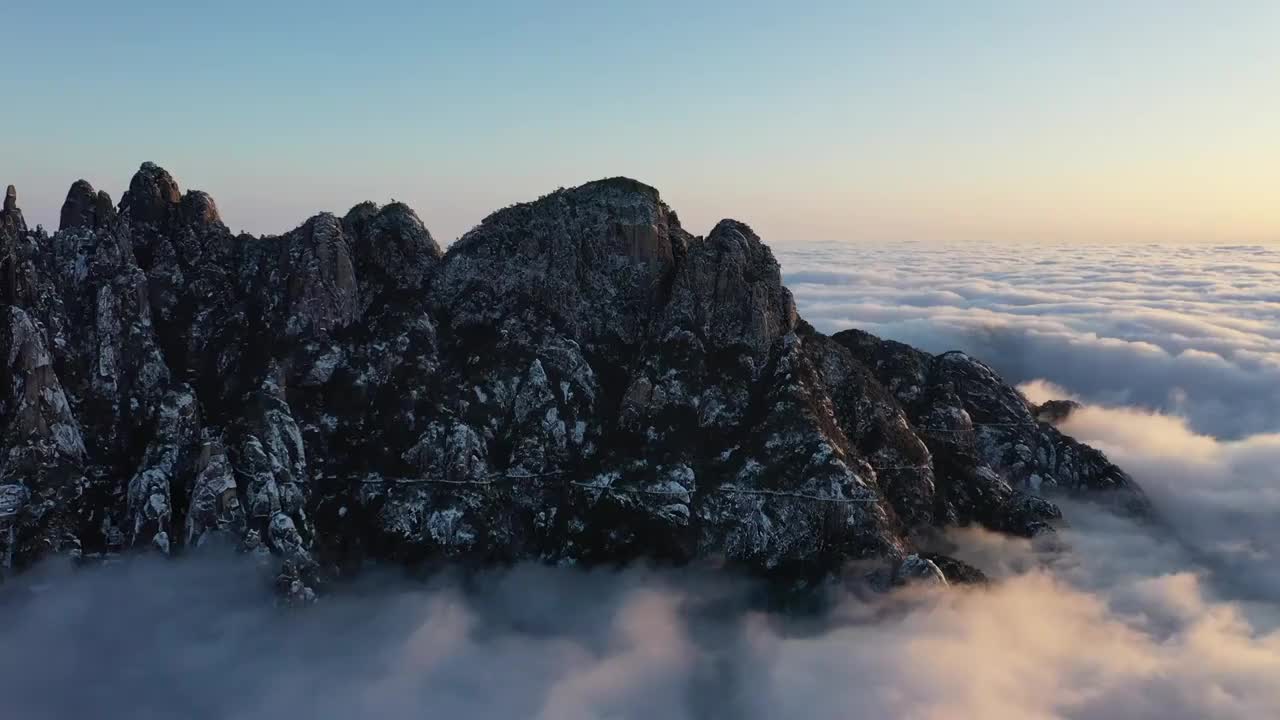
1035, 399, 1082, 425
59, 180, 117, 232
180, 190, 221, 227
0, 164, 1145, 596
433, 177, 682, 350
120, 161, 182, 226
2, 186, 24, 236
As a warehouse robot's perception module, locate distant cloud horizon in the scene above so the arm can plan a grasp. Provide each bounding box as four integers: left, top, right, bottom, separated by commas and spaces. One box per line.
780, 241, 1280, 440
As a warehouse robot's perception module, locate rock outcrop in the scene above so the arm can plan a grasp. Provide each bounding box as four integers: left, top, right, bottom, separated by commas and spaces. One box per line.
1034, 399, 1082, 425
0, 165, 1146, 594
59, 180, 116, 232
4, 186, 21, 218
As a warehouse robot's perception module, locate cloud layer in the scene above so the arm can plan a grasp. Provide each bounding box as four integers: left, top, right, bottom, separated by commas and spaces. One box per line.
779, 241, 1280, 439
1, 240, 1277, 718
2, 518, 1277, 720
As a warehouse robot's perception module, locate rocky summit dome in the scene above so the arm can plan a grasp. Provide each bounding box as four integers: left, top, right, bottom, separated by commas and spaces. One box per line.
0, 164, 1145, 599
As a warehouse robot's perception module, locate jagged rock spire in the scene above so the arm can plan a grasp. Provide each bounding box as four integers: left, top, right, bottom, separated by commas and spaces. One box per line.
344, 201, 442, 314
1, 184, 25, 237
663, 217, 797, 355
120, 162, 182, 226
60, 179, 117, 231
179, 190, 221, 226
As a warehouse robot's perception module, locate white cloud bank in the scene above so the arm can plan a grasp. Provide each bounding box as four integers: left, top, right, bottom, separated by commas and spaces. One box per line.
1, 518, 1277, 720
779, 241, 1280, 439
1, 240, 1277, 719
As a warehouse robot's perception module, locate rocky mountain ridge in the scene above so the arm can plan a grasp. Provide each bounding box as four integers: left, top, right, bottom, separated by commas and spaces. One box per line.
0, 165, 1146, 598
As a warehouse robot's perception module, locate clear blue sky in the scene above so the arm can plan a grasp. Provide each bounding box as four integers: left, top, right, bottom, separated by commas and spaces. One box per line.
4, 1, 1277, 244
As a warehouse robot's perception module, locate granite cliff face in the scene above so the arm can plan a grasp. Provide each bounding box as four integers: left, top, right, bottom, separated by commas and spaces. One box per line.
0, 166, 1146, 597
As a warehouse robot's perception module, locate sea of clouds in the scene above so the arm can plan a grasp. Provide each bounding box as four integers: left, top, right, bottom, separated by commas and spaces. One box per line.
782, 241, 1280, 440
1, 241, 1277, 719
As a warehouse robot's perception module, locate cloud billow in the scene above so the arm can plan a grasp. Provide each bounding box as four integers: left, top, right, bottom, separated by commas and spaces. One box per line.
2, 528, 1278, 719
780, 241, 1280, 440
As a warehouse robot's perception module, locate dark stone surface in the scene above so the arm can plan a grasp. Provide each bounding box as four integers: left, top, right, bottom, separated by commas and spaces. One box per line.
60, 180, 106, 231
1035, 399, 1083, 425
0, 165, 1146, 596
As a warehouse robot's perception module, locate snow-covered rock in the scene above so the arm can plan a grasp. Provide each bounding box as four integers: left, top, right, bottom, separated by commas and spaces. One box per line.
0, 164, 1147, 590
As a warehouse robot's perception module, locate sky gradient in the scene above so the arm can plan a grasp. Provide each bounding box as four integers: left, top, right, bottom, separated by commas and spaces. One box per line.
4, 1, 1277, 243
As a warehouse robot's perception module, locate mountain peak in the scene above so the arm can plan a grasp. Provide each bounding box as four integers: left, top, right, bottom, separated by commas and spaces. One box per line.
120, 162, 182, 225
60, 179, 117, 231
0, 164, 1146, 598
575, 176, 662, 200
